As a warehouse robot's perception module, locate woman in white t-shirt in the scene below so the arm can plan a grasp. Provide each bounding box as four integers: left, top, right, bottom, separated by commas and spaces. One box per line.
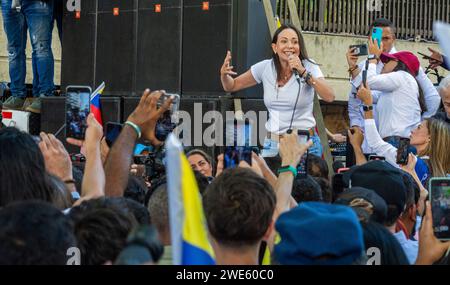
220, 24, 335, 157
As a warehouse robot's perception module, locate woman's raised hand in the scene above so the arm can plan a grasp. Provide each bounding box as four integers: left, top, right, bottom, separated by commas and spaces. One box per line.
220, 51, 237, 77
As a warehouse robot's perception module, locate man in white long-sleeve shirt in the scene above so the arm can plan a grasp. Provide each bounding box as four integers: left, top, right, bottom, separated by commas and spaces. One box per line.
346, 18, 441, 152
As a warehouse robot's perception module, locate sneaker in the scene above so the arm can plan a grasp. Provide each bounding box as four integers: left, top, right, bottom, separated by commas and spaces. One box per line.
25, 96, 44, 114
3, 96, 25, 110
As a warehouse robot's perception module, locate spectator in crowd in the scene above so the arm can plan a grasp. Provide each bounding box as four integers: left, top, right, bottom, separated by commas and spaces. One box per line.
274, 202, 365, 265
361, 221, 409, 265
1, 0, 55, 113
69, 197, 138, 265
313, 176, 332, 203
354, 50, 424, 147
147, 183, 172, 265
397, 172, 421, 241
307, 154, 329, 179
291, 175, 323, 203
433, 75, 450, 124
187, 149, 214, 180
221, 24, 335, 158
0, 127, 66, 208
0, 201, 76, 265
347, 18, 440, 152
203, 168, 276, 265
342, 160, 421, 263
357, 83, 450, 182
335, 186, 388, 224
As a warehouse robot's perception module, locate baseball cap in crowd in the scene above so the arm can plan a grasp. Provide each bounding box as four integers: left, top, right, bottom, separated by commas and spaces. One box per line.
342, 161, 407, 217
274, 202, 364, 265
380, 51, 420, 76
335, 187, 388, 224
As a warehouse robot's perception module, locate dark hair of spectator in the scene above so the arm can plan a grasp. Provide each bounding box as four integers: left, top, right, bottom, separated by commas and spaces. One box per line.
69, 197, 137, 265
313, 176, 332, 203
203, 168, 275, 248
0, 127, 60, 207
0, 201, 76, 265
292, 175, 323, 203
307, 154, 329, 179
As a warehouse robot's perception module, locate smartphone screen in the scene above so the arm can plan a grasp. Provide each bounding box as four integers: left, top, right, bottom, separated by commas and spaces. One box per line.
297, 130, 310, 177
224, 119, 252, 169
371, 27, 383, 48
430, 178, 450, 240
105, 122, 123, 147
155, 93, 180, 142
65, 86, 91, 140
396, 138, 410, 165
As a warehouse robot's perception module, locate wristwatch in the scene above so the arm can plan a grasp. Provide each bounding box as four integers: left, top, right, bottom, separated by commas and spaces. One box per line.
362, 105, 373, 111
367, 54, 378, 61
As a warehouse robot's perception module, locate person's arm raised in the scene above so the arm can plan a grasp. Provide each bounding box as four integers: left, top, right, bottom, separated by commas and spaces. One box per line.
104, 89, 172, 197
347, 127, 367, 165
220, 50, 257, 93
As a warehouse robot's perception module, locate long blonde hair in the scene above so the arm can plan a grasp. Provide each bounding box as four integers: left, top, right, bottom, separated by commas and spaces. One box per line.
423, 118, 450, 177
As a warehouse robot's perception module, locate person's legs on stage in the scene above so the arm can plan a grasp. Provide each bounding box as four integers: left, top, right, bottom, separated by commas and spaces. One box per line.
23, 0, 55, 114
1, 0, 28, 110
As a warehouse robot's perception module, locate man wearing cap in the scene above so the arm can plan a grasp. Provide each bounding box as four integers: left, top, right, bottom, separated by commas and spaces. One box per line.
343, 161, 419, 264
346, 18, 441, 152
274, 202, 365, 265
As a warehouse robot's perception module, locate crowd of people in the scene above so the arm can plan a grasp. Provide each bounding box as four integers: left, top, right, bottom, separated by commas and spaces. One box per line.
0, 4, 450, 265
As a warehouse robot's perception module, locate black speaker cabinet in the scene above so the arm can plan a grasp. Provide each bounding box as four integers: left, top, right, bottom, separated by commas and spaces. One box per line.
136, 0, 182, 94
61, 0, 97, 91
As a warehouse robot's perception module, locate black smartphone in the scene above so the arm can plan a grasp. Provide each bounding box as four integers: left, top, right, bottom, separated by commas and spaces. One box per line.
369, 155, 386, 161
417, 51, 442, 63
349, 44, 368, 56
297, 130, 310, 177
224, 119, 252, 169
396, 138, 410, 165
155, 93, 180, 142
362, 69, 368, 87
105, 122, 123, 147
65, 86, 91, 140
429, 178, 450, 240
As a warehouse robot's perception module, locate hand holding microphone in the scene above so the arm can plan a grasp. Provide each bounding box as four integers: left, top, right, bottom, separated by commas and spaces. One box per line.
288, 54, 306, 82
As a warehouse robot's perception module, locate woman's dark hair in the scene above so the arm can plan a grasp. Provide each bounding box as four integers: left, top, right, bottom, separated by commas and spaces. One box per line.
272, 24, 316, 82
362, 221, 409, 265
0, 127, 59, 207
392, 61, 427, 114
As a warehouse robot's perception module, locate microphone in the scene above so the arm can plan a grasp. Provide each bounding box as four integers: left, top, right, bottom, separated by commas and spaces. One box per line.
289, 55, 302, 82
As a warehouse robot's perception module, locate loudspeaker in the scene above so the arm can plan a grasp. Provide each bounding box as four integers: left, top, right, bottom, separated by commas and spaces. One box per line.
181, 0, 274, 97
61, 0, 97, 91
95, 0, 136, 95
41, 96, 122, 152
136, 0, 182, 93
239, 98, 268, 147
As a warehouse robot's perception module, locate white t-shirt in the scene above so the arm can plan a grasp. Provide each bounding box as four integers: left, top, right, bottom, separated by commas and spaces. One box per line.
251, 59, 324, 134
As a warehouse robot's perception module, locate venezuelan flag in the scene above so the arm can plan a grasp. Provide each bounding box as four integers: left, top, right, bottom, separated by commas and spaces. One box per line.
166, 134, 215, 265
90, 82, 105, 126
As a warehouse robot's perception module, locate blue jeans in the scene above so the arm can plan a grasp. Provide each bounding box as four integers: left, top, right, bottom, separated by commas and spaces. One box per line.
261, 133, 323, 158
1, 0, 54, 98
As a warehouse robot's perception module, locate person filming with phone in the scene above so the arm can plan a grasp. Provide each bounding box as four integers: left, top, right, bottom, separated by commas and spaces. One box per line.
357, 82, 450, 186
346, 18, 441, 153
220, 24, 335, 158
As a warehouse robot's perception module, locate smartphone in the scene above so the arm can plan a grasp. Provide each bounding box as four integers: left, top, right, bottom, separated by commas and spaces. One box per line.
362, 69, 368, 87
369, 155, 386, 161
65, 86, 91, 140
396, 138, 410, 165
417, 51, 442, 63
297, 130, 310, 177
224, 119, 252, 169
371, 27, 383, 49
429, 177, 450, 240
105, 122, 123, 147
349, 44, 368, 56
155, 93, 180, 142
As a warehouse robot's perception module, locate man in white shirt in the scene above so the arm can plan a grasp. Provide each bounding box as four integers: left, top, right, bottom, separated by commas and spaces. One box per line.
346, 18, 440, 153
